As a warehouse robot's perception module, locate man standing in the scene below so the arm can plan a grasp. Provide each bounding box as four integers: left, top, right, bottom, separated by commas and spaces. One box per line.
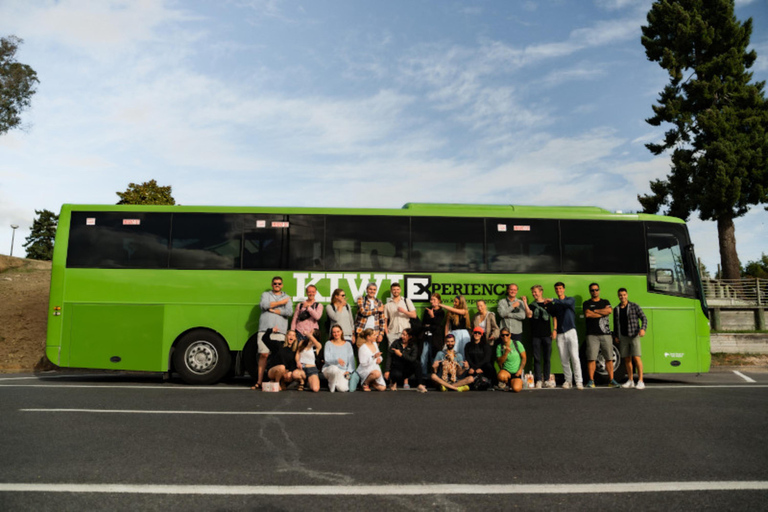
614, 288, 648, 389
384, 282, 417, 346
355, 282, 385, 343
497, 283, 527, 345
583, 283, 620, 388
527, 285, 555, 388
496, 328, 527, 393
431, 333, 474, 392
383, 282, 417, 382
546, 282, 583, 390
255, 276, 293, 389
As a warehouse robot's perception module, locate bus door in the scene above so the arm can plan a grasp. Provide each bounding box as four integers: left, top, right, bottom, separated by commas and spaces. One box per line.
646, 222, 699, 373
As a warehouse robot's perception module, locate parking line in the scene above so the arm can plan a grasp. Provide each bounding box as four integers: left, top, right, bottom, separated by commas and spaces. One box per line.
733, 371, 757, 383
20, 408, 351, 416
0, 481, 766, 495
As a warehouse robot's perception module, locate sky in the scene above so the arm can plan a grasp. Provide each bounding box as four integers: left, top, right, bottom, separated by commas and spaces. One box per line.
1, 0, 766, 275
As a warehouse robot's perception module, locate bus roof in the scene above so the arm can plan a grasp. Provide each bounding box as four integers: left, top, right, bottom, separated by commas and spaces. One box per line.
58, 203, 684, 223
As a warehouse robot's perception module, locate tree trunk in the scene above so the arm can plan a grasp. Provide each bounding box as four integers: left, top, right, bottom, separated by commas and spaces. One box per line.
717, 215, 741, 280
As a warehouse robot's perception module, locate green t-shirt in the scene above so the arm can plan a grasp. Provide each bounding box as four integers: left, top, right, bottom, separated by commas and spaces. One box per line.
496, 340, 525, 374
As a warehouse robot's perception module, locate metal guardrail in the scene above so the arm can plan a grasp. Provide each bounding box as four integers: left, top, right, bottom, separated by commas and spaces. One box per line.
703, 278, 768, 306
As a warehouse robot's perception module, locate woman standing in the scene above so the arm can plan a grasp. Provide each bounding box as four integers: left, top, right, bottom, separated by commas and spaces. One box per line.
356, 328, 386, 391
291, 285, 323, 338
473, 300, 500, 346
322, 325, 356, 392
441, 295, 472, 356
420, 293, 445, 378
325, 288, 355, 344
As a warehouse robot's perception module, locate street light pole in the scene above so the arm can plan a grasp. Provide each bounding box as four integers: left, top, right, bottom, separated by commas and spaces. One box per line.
10, 224, 19, 257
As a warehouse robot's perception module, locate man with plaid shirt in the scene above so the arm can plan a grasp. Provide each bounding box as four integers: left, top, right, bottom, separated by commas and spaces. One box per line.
613, 288, 648, 389
355, 282, 385, 343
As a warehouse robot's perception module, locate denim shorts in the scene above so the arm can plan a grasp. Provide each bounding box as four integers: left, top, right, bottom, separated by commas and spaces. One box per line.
304, 365, 319, 377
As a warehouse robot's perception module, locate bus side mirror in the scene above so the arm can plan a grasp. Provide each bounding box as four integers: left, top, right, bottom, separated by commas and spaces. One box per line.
655, 269, 674, 284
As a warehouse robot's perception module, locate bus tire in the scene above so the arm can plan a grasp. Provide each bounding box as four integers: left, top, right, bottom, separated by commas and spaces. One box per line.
173, 330, 232, 385
595, 344, 626, 384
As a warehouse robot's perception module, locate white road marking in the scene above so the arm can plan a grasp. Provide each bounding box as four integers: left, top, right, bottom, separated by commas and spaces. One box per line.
20, 409, 350, 416
733, 371, 757, 383
0, 481, 766, 495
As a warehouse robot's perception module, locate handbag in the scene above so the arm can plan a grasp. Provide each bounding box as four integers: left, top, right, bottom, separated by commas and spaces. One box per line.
406, 300, 423, 334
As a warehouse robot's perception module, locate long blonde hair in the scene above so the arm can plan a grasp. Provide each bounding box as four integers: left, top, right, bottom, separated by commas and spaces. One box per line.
448, 295, 471, 328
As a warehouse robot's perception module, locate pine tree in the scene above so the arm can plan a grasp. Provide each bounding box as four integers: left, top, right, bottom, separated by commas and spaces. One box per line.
638, 0, 768, 280
116, 180, 176, 205
23, 209, 58, 261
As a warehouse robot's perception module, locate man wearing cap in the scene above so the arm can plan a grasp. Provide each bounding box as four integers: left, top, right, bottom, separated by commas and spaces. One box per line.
431, 333, 474, 392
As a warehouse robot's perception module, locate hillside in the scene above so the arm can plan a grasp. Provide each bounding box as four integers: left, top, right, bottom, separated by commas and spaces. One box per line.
0, 255, 53, 371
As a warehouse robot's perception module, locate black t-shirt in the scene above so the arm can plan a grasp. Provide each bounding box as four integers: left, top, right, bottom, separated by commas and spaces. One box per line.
583, 299, 611, 335
529, 301, 554, 338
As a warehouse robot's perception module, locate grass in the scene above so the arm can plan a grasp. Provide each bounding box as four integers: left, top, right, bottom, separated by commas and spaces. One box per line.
711, 352, 768, 366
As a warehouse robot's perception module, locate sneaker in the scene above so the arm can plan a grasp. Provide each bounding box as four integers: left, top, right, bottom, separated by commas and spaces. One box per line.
535, 381, 542, 389
440, 385, 447, 392
544, 380, 555, 389
586, 380, 595, 388
403, 382, 410, 390
609, 379, 621, 388
495, 383, 509, 391
576, 382, 584, 390
562, 381, 572, 389
457, 385, 470, 392
622, 379, 635, 389
636, 380, 645, 390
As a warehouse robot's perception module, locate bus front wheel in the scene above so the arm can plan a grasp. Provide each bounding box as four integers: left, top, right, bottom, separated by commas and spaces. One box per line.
173, 330, 232, 385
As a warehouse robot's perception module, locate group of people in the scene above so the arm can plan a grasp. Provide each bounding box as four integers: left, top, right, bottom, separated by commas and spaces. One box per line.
250, 276, 649, 393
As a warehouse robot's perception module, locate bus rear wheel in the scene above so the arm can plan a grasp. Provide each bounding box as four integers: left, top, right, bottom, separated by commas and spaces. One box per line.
173, 330, 232, 385
595, 344, 626, 384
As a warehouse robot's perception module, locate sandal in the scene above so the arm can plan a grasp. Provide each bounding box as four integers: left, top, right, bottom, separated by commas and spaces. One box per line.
251, 383, 261, 390
362, 384, 371, 392
297, 383, 305, 391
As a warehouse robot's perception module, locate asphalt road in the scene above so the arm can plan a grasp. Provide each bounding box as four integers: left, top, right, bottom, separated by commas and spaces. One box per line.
1, 369, 767, 511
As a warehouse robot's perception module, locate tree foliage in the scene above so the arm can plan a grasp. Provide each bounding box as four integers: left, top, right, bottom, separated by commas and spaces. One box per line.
742, 254, 768, 279
638, 0, 768, 280
116, 180, 176, 205
0, 35, 39, 136
23, 209, 58, 261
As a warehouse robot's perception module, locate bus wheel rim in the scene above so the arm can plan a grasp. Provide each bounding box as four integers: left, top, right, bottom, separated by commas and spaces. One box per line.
185, 340, 218, 375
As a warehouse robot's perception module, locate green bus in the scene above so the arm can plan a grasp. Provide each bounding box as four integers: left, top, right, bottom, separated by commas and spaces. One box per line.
46, 203, 710, 384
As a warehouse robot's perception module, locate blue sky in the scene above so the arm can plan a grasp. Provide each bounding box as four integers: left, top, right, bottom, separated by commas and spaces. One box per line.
1, 0, 766, 275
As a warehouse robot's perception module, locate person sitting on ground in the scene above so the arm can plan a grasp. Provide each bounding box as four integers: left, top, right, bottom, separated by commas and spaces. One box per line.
356, 328, 386, 391
295, 329, 323, 392
256, 327, 300, 390
389, 328, 427, 393
322, 325, 356, 393
464, 326, 494, 389
496, 328, 526, 393
431, 333, 474, 392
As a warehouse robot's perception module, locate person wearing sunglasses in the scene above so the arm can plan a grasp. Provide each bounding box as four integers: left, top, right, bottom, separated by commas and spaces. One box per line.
583, 283, 619, 388
254, 276, 293, 389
